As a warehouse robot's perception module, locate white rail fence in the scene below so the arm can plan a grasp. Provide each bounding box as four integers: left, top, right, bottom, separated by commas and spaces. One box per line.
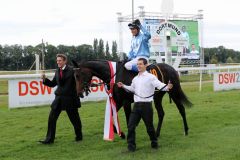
1, 65, 240, 91
1, 65, 240, 109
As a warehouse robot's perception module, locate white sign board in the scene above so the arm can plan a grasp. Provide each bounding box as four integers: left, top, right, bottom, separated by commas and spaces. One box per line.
171, 37, 188, 46
214, 71, 240, 91
144, 19, 165, 52
8, 77, 107, 109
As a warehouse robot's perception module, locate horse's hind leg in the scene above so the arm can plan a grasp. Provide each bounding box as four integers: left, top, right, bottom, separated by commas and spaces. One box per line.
154, 92, 166, 138
170, 93, 189, 136
123, 103, 132, 125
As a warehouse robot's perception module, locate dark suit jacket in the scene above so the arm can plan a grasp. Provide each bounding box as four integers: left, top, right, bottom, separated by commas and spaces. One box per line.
43, 65, 81, 110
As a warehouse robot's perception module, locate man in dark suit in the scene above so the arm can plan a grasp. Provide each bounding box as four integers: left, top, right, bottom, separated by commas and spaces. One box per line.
39, 53, 82, 144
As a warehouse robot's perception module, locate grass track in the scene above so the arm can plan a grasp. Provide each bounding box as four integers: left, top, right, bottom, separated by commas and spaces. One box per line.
0, 82, 239, 160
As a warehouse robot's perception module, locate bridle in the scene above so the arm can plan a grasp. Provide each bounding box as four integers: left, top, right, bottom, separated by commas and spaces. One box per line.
73, 60, 132, 97
73, 67, 92, 96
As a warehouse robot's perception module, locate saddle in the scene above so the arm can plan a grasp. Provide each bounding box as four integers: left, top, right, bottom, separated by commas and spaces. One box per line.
121, 60, 164, 82
146, 64, 164, 82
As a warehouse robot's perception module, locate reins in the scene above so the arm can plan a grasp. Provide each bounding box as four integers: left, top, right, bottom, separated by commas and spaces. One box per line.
122, 84, 168, 99
74, 60, 170, 99
88, 61, 126, 87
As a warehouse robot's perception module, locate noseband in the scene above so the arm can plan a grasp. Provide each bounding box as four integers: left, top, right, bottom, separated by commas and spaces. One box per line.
73, 68, 91, 96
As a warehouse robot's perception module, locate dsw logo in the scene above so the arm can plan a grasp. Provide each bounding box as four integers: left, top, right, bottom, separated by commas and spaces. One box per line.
18, 81, 52, 96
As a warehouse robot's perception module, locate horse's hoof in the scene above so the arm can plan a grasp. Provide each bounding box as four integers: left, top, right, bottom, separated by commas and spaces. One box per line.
120, 132, 126, 139
184, 129, 189, 136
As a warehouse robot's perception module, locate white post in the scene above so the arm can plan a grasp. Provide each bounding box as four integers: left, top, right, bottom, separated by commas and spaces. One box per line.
198, 10, 204, 65
138, 6, 144, 22
161, 0, 174, 65
35, 54, 40, 74
165, 31, 172, 65
117, 12, 124, 60
198, 9, 204, 91
132, 0, 134, 21
41, 39, 45, 72
199, 69, 202, 91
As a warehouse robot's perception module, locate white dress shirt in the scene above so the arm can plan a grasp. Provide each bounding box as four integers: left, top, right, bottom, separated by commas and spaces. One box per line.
61, 65, 66, 70
123, 71, 167, 102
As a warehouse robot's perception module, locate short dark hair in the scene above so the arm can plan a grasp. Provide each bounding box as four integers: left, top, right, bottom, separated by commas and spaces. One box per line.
138, 58, 148, 65
56, 54, 67, 61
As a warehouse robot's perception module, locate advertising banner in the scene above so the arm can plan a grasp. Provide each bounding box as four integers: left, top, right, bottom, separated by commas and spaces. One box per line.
8, 77, 107, 109
171, 20, 199, 54
214, 72, 240, 91
144, 19, 199, 54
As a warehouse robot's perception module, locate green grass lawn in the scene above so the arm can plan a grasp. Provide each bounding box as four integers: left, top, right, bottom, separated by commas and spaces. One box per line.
0, 82, 240, 160
0, 80, 8, 95
179, 73, 213, 82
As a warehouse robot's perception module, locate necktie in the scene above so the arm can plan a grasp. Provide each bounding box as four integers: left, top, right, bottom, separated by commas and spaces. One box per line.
60, 68, 63, 79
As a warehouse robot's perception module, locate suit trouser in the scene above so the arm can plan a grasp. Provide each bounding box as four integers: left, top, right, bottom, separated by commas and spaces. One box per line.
127, 102, 157, 147
45, 107, 82, 141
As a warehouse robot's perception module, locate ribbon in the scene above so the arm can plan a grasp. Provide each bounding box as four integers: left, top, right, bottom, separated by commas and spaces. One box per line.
103, 61, 121, 141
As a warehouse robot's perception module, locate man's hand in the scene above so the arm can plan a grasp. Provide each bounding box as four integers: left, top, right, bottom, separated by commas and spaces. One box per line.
117, 82, 124, 88
167, 80, 173, 90
41, 74, 46, 80
133, 19, 141, 26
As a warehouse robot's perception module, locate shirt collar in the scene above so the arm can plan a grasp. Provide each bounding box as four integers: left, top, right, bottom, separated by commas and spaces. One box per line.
138, 71, 148, 76
61, 65, 66, 70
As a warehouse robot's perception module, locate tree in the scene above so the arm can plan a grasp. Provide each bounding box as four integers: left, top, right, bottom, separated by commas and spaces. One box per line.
93, 38, 98, 58
22, 45, 36, 70
44, 45, 58, 69
111, 41, 119, 61
210, 55, 218, 64
0, 45, 3, 70
105, 41, 112, 60
204, 46, 240, 64
76, 44, 94, 61
98, 39, 105, 59
226, 57, 234, 63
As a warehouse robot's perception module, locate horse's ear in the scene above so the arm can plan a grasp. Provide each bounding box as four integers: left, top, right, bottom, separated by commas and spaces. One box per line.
72, 60, 79, 68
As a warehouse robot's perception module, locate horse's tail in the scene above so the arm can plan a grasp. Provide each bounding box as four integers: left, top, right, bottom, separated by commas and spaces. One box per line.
174, 84, 193, 107
157, 63, 193, 108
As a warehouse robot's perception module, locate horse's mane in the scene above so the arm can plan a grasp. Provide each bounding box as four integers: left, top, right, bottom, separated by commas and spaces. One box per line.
77, 59, 123, 68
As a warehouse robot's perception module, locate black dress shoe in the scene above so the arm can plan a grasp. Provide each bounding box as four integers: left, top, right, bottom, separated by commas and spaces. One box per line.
75, 136, 82, 142
39, 140, 54, 144
151, 141, 158, 149
128, 144, 136, 152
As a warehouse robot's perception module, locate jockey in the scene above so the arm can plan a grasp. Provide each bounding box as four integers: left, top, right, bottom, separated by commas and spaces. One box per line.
124, 19, 151, 72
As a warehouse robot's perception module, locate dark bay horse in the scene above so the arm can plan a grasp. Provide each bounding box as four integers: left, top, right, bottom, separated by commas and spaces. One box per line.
72, 60, 192, 138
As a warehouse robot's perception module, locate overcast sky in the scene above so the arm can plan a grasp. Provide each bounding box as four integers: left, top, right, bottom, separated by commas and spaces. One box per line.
0, 0, 240, 52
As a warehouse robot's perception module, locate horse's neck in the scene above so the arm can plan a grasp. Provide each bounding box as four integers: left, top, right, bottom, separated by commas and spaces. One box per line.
115, 62, 136, 85
86, 61, 111, 82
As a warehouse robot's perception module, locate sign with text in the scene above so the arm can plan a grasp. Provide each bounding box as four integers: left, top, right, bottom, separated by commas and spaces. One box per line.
8, 77, 107, 108
144, 19, 199, 54
214, 72, 240, 91
171, 37, 188, 46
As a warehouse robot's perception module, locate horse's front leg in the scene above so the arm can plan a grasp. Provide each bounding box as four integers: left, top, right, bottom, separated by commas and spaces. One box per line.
112, 102, 131, 139
123, 102, 132, 125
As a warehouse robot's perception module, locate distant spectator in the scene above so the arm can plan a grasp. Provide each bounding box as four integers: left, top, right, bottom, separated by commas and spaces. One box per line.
181, 25, 190, 54
187, 44, 200, 60
190, 44, 199, 54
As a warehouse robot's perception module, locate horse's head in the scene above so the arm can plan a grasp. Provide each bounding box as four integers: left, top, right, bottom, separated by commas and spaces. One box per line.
72, 60, 93, 98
